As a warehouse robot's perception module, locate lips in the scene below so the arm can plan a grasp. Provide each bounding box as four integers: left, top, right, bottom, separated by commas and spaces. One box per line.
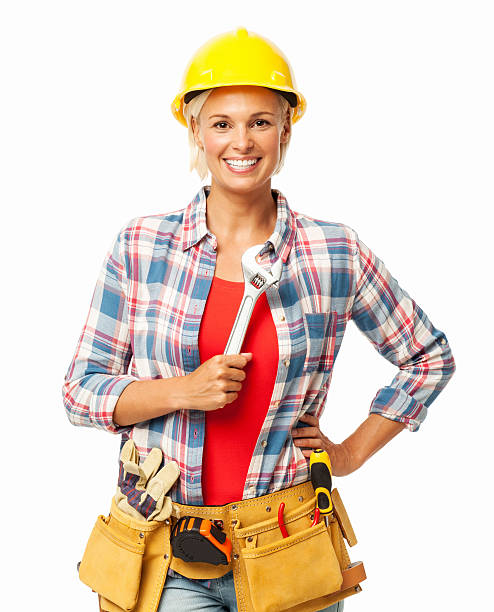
223, 158, 261, 173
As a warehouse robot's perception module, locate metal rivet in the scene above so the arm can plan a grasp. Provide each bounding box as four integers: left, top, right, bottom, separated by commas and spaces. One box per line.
164, 553, 169, 559
310, 513, 314, 521
232, 504, 238, 510
139, 533, 144, 539
266, 506, 271, 512
165, 519, 170, 525
231, 519, 237, 526
247, 536, 253, 542
234, 554, 239, 560
298, 496, 304, 502
355, 586, 362, 593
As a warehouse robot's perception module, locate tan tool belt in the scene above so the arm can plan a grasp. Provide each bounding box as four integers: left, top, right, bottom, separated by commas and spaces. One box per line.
79, 480, 366, 612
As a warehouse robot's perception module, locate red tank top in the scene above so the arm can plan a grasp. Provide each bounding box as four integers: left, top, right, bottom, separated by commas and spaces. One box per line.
199, 275, 279, 505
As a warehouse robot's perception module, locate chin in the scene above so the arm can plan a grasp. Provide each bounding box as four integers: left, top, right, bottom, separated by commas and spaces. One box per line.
212, 169, 274, 193
220, 178, 270, 194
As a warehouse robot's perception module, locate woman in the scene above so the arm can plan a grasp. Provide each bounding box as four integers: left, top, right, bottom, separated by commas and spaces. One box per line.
64, 28, 455, 612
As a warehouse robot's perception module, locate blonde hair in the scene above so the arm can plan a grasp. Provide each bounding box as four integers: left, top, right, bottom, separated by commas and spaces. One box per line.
183, 88, 293, 181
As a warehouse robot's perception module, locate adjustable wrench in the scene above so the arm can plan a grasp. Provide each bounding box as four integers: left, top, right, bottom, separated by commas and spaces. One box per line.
223, 244, 283, 355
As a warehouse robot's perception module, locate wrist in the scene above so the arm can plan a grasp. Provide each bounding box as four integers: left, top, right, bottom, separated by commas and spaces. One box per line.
340, 414, 407, 473
340, 439, 364, 474
162, 375, 190, 412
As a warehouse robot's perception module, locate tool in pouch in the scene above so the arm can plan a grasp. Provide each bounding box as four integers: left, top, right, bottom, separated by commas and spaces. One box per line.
309, 448, 333, 526
170, 244, 283, 565
275, 447, 333, 538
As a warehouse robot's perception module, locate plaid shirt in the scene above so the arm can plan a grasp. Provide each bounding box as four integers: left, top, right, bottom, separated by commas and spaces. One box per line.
63, 185, 455, 506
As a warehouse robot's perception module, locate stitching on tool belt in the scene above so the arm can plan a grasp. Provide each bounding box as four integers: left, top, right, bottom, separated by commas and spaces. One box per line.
233, 486, 309, 509
241, 521, 327, 558
172, 482, 314, 515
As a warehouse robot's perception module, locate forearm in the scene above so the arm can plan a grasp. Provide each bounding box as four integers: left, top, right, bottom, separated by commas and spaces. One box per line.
342, 413, 406, 471
113, 377, 188, 426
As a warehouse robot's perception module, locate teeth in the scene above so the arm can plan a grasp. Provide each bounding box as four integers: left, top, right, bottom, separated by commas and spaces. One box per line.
225, 159, 258, 167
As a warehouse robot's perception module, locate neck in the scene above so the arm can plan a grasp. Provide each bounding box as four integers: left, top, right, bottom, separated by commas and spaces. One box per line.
205, 179, 277, 245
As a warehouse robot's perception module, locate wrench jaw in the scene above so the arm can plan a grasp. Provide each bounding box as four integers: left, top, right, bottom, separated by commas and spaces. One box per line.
241, 244, 283, 288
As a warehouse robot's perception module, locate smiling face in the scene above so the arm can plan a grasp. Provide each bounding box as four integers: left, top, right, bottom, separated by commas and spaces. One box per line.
191, 85, 290, 195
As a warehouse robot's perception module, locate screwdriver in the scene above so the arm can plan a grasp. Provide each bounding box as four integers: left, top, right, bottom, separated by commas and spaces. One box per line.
309, 448, 333, 527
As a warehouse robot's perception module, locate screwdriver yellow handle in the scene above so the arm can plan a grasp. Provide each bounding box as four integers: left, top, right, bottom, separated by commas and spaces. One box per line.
309, 448, 333, 515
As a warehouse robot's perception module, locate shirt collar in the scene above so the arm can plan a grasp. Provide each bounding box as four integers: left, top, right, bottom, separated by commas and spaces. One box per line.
181, 185, 296, 263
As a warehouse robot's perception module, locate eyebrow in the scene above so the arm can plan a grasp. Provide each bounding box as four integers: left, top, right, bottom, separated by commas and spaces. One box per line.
208, 112, 276, 120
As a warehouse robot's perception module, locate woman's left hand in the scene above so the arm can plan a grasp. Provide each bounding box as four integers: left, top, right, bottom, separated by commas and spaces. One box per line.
291, 413, 357, 477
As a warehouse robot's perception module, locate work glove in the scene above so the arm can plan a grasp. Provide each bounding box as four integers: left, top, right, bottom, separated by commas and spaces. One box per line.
114, 439, 180, 522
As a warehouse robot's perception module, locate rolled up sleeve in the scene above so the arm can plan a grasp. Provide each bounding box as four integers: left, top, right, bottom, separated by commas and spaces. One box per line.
62, 225, 138, 434
351, 236, 456, 432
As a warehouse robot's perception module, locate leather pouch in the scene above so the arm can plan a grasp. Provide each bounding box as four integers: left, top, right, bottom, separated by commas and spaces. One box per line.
79, 513, 144, 611
79, 499, 172, 612
232, 490, 346, 612
241, 520, 342, 612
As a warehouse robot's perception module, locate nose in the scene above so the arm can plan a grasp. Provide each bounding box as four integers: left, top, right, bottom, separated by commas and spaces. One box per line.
232, 125, 254, 152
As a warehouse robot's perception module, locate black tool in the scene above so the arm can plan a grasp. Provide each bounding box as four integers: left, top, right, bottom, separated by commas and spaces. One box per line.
171, 516, 232, 565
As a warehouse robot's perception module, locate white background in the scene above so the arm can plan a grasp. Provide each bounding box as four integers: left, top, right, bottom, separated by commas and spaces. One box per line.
1, 1, 492, 610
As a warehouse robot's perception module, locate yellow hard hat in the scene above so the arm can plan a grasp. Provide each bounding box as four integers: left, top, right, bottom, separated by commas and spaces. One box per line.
171, 27, 306, 127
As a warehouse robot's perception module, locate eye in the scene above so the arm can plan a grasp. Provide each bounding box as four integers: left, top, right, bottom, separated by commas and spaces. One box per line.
213, 121, 229, 129
254, 119, 270, 127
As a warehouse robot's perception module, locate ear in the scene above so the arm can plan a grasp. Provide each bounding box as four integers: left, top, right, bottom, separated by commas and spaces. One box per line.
280, 110, 291, 144
191, 116, 204, 150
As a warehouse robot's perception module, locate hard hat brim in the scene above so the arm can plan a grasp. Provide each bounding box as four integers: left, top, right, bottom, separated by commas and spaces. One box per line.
183, 87, 298, 109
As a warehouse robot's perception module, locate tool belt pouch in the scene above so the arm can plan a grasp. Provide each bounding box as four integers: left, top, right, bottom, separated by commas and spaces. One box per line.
235, 487, 362, 612
242, 521, 341, 612
79, 512, 143, 610
78, 500, 171, 612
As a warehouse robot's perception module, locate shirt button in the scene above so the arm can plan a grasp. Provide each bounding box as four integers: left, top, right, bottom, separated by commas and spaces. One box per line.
440, 337, 446, 345
280, 315, 285, 322
284, 359, 290, 368
261, 440, 267, 448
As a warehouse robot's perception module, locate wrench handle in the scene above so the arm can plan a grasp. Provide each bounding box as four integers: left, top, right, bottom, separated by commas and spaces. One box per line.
223, 293, 256, 355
